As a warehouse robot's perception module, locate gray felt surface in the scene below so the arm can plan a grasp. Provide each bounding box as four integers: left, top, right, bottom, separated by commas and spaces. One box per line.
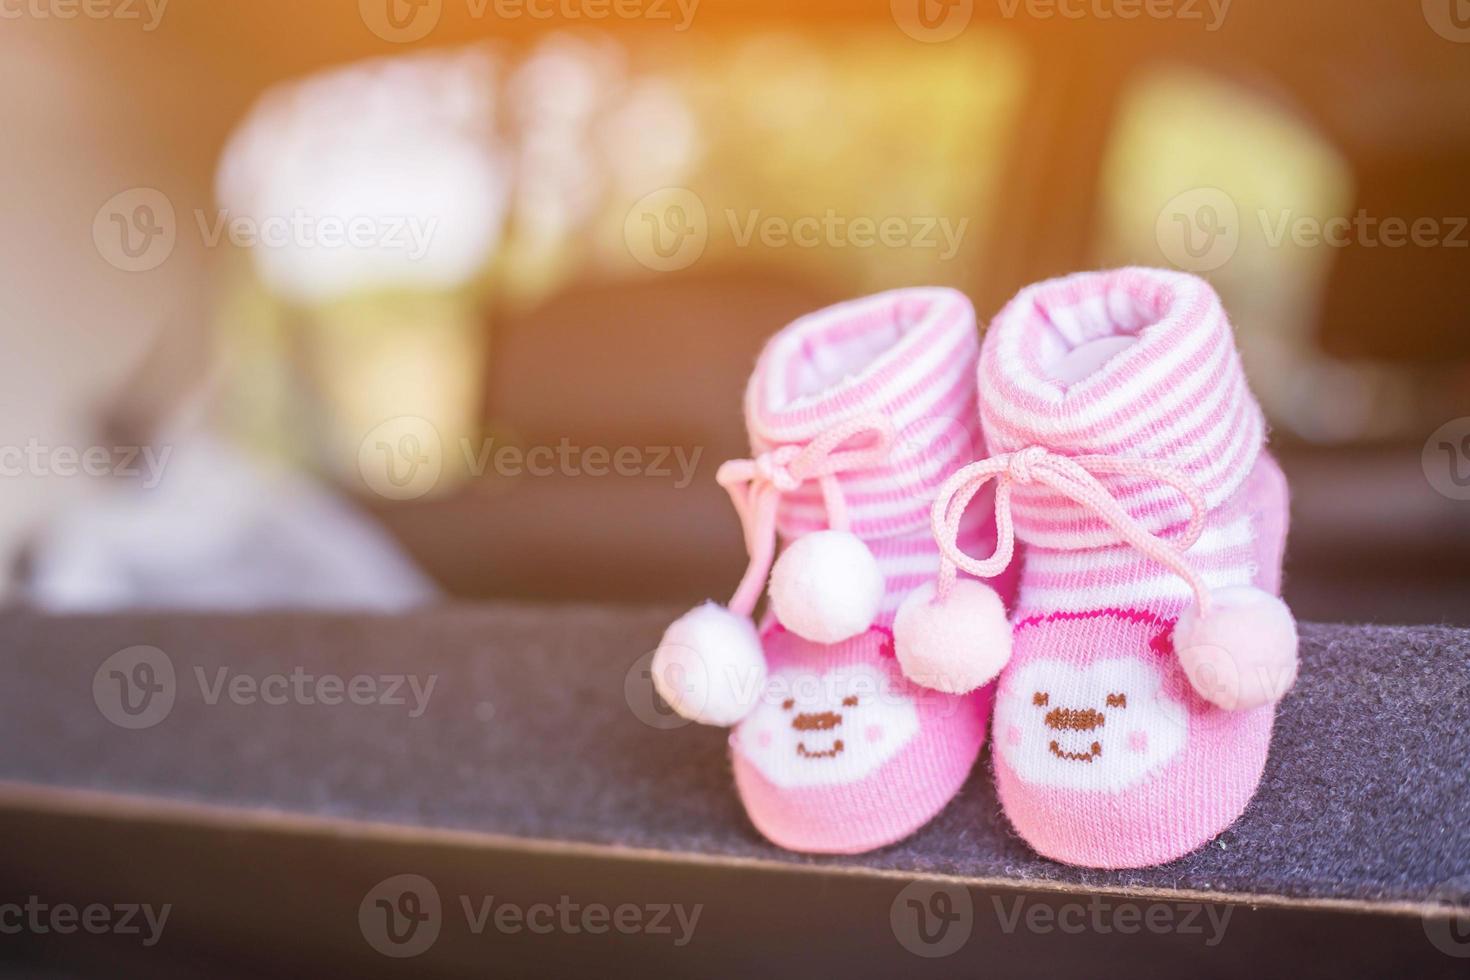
0, 606, 1465, 908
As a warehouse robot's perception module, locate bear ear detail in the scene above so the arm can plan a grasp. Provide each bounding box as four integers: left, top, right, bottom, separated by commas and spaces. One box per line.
1173, 586, 1298, 711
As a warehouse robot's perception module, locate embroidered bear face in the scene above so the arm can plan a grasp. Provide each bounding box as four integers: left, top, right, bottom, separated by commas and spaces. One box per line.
735, 662, 920, 789
995, 657, 1187, 792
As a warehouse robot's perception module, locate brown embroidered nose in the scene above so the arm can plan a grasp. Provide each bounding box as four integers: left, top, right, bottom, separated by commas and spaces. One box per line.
1044, 707, 1105, 732
792, 711, 842, 731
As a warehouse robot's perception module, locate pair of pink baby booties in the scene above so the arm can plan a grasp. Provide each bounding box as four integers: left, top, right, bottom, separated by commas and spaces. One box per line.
652, 268, 1298, 869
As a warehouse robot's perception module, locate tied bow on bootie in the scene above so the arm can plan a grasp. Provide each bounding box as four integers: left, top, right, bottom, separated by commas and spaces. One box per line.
894, 447, 1297, 709
652, 415, 897, 726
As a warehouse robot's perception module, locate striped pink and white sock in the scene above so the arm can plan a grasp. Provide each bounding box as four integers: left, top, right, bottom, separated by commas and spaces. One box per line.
931, 267, 1298, 868
744, 288, 1010, 631
979, 266, 1269, 615
654, 287, 1016, 854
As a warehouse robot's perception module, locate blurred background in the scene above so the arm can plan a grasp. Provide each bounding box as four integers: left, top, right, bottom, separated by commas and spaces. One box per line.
2, 0, 1468, 625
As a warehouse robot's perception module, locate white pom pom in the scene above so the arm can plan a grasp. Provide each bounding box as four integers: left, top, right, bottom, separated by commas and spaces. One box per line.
1173, 586, 1298, 711
893, 579, 1012, 694
767, 530, 883, 644
651, 603, 767, 726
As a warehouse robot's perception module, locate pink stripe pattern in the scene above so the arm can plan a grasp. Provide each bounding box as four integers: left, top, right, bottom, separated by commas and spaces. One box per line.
746, 287, 983, 542
724, 288, 1011, 855
980, 268, 1265, 554
742, 287, 1013, 628
978, 268, 1293, 869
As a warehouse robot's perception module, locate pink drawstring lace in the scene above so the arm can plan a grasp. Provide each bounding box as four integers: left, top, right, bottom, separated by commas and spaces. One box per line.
929, 446, 1215, 614
716, 415, 896, 617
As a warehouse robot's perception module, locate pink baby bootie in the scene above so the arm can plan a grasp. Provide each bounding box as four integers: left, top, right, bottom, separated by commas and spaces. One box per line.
907, 268, 1297, 869
652, 287, 1017, 854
